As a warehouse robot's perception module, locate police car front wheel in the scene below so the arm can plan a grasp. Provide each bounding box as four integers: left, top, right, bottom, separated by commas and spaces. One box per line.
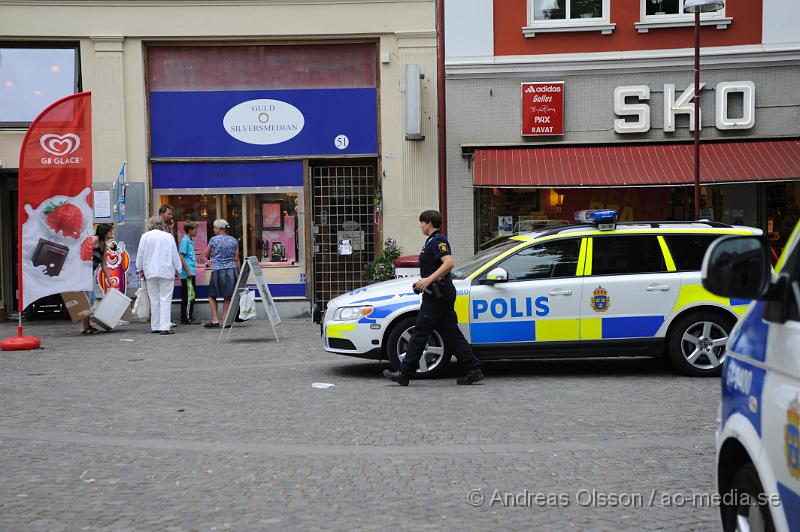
721, 464, 776, 532
386, 316, 452, 379
667, 311, 735, 377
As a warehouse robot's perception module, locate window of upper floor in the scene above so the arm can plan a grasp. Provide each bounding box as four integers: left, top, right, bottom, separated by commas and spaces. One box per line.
525, 0, 615, 37
636, 0, 731, 33
0, 44, 80, 127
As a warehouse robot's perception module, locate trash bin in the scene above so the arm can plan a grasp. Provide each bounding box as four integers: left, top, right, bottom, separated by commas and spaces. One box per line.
393, 255, 420, 279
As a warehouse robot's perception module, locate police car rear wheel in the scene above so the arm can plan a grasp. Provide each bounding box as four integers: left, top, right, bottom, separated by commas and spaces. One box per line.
668, 311, 734, 377
386, 316, 451, 379
722, 464, 775, 532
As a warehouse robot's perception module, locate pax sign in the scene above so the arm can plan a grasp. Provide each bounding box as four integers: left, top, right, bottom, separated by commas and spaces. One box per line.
522, 82, 564, 136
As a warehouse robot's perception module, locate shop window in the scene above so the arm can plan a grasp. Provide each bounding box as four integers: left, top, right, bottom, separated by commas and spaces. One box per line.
475, 188, 548, 249
591, 236, 667, 275
160, 189, 305, 291
495, 238, 581, 281
0, 45, 79, 125
663, 234, 721, 271
247, 192, 302, 266
525, 0, 614, 37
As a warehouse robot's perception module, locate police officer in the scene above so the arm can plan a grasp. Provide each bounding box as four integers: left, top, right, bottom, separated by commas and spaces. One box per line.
383, 210, 484, 386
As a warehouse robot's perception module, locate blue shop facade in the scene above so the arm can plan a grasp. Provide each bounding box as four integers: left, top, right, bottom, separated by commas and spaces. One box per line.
147, 43, 381, 306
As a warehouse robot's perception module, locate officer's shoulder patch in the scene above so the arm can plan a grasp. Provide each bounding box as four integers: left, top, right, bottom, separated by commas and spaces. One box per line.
438, 242, 449, 252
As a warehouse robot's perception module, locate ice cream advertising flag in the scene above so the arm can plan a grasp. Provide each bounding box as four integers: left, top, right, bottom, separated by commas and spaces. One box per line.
18, 92, 93, 308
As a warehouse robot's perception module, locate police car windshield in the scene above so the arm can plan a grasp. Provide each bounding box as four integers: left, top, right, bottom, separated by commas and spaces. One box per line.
452, 240, 522, 280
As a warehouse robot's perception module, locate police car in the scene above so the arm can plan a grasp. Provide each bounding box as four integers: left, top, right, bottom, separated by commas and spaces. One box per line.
322, 210, 761, 378
703, 220, 800, 531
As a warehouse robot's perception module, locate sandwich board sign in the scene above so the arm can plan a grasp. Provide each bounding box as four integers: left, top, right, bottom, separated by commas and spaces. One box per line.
219, 256, 281, 343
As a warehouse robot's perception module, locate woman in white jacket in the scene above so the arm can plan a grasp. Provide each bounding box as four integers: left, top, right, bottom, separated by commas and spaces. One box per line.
136, 216, 181, 335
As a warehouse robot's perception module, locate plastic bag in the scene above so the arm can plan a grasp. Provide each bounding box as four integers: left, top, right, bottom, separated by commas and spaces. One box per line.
188, 280, 196, 302
238, 290, 256, 321
132, 283, 149, 319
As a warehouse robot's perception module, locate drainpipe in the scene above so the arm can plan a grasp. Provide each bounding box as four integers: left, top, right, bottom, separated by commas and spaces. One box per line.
436, 0, 447, 233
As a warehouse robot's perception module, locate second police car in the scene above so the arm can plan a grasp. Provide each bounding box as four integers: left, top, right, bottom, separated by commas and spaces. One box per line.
703, 218, 800, 531
322, 210, 762, 377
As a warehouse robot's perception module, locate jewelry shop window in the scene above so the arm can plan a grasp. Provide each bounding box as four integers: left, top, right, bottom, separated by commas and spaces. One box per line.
158, 188, 306, 295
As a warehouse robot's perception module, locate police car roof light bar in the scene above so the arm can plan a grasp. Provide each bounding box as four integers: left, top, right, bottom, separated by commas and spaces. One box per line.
573, 209, 617, 231
574, 209, 618, 225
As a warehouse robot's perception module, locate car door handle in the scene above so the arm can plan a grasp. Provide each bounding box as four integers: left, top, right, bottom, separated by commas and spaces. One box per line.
646, 285, 671, 292
548, 289, 572, 296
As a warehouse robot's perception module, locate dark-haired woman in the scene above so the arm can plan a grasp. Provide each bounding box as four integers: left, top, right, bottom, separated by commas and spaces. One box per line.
81, 223, 113, 334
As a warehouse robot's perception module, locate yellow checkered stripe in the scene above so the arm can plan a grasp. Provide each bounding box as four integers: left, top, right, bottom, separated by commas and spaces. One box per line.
326, 323, 357, 339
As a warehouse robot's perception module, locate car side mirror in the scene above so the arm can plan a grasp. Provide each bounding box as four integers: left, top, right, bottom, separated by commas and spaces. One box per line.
702, 235, 771, 300
479, 267, 509, 285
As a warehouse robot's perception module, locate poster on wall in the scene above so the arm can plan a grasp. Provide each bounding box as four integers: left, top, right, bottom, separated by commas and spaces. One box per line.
521, 82, 564, 136
18, 92, 93, 308
498, 216, 514, 236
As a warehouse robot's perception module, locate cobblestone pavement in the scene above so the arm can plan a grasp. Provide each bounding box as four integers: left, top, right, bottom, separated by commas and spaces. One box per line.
0, 317, 723, 531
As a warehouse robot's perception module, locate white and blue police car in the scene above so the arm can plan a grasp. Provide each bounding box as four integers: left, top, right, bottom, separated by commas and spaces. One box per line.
703, 219, 800, 531
322, 210, 762, 378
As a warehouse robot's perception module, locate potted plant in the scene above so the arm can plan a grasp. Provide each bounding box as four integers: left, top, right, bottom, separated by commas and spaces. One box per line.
365, 237, 402, 283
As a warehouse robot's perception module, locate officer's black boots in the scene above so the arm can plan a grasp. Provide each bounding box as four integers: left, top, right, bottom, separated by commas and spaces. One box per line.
383, 368, 484, 385
383, 369, 410, 386
457, 369, 484, 385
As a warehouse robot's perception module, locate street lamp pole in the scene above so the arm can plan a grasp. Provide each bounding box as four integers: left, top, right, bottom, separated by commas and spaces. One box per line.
684, 0, 724, 221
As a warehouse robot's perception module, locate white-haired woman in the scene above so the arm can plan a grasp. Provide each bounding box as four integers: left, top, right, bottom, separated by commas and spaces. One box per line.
204, 219, 240, 328
136, 216, 182, 335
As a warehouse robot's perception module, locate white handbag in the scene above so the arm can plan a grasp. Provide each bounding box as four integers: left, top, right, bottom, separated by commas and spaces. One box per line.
238, 290, 256, 321
132, 283, 150, 319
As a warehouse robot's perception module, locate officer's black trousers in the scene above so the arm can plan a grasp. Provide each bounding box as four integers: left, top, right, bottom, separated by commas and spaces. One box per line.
400, 283, 481, 376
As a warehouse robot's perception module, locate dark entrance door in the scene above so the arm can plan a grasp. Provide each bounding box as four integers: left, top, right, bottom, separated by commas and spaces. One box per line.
310, 161, 377, 308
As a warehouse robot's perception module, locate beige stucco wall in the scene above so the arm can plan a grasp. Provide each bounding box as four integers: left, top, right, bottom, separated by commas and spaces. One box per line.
0, 0, 439, 256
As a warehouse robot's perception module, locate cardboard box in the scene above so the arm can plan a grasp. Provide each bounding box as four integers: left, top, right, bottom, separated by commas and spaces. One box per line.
62, 292, 93, 322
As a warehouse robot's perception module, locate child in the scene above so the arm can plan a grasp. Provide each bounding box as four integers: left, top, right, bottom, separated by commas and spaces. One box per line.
179, 221, 200, 324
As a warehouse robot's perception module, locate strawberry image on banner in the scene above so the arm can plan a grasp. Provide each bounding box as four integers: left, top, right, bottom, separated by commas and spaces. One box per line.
18, 92, 93, 308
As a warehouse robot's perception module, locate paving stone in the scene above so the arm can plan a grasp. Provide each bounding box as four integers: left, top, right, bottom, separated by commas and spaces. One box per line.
0, 318, 723, 530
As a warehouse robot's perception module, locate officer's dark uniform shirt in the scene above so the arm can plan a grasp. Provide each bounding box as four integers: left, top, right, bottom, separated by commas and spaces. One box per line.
419, 230, 451, 278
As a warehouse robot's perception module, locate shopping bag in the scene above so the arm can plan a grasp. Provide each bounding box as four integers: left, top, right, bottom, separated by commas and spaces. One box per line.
238, 290, 256, 321
188, 280, 196, 301
132, 283, 150, 320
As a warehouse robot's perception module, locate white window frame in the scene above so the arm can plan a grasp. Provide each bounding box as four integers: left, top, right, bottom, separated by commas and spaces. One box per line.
635, 0, 731, 33
523, 0, 615, 38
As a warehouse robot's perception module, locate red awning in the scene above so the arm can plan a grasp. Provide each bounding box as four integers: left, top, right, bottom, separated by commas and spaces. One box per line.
472, 140, 800, 187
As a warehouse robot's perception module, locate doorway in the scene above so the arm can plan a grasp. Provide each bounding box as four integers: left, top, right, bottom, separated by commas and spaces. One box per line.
310, 161, 377, 308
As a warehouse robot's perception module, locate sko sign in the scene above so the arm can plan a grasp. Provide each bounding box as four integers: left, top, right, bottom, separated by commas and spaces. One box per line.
522, 82, 564, 136
614, 81, 755, 134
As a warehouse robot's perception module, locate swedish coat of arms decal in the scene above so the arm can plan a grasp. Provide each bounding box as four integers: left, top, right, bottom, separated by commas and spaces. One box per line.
785, 396, 800, 480
591, 286, 610, 313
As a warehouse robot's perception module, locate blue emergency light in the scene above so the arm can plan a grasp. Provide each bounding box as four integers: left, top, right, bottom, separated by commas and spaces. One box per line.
574, 209, 618, 230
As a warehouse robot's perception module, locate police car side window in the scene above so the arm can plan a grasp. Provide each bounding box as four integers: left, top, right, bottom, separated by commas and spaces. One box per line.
592, 236, 667, 275
496, 239, 580, 281
663, 234, 720, 271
